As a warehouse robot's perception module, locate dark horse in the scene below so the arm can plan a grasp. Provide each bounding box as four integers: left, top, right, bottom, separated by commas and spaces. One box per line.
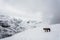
43, 28, 51, 32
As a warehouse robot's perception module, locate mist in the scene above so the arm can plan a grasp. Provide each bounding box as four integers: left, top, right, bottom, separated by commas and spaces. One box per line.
0, 0, 60, 24
41, 0, 60, 24
0, 0, 43, 21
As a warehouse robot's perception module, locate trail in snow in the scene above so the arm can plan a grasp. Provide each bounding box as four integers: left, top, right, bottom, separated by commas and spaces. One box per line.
1, 24, 60, 40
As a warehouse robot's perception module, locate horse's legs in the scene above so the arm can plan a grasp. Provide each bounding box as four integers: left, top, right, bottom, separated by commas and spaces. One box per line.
44, 29, 51, 32
49, 29, 51, 32
45, 30, 46, 32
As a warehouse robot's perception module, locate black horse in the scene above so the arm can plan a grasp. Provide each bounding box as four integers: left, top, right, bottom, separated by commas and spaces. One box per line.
43, 28, 51, 32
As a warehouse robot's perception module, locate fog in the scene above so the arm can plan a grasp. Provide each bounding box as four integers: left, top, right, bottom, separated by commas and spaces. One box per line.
0, 0, 43, 21
0, 0, 60, 24
42, 0, 60, 24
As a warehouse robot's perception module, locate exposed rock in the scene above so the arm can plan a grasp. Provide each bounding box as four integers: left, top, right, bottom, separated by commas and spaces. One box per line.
0, 15, 42, 39
0, 15, 24, 39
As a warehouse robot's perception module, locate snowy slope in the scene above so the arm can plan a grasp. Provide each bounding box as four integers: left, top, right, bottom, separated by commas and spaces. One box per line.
0, 15, 25, 39
0, 15, 42, 39
1, 24, 60, 40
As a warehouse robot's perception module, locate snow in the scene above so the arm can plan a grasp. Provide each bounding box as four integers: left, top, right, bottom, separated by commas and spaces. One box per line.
0, 15, 25, 39
1, 24, 60, 40
0, 15, 42, 39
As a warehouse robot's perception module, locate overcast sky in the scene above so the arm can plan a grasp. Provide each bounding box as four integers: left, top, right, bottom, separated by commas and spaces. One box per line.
0, 0, 43, 21
0, 0, 60, 24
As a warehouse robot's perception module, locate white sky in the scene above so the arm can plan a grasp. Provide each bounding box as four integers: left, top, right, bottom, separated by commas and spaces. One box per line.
0, 0, 43, 21
0, 0, 60, 24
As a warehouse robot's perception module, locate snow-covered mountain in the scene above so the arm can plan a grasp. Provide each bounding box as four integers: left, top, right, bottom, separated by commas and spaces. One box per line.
0, 15, 60, 40
0, 15, 23, 39
1, 24, 60, 40
0, 15, 41, 39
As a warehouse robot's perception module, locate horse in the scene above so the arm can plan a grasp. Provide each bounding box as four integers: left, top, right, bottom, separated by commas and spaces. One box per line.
43, 28, 51, 32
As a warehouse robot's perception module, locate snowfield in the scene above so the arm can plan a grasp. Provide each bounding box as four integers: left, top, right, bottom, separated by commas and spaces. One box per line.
1, 24, 60, 40
0, 15, 42, 39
